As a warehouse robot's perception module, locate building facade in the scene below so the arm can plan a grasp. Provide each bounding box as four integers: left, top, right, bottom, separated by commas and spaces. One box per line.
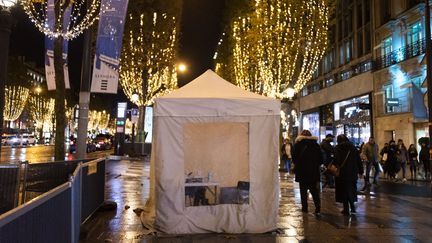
373, 0, 427, 149
296, 0, 429, 149
297, 0, 374, 146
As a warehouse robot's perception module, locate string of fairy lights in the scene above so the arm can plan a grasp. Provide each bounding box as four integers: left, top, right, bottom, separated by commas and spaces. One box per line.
21, 0, 103, 40
4, 86, 30, 121
120, 11, 179, 107
215, 0, 329, 98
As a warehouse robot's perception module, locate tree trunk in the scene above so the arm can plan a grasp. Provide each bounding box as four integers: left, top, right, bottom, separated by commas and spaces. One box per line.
54, 37, 65, 160
53, 2, 66, 160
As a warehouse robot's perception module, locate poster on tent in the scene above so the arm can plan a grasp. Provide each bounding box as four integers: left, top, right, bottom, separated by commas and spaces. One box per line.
184, 122, 250, 207
44, 0, 71, 90
90, 0, 129, 94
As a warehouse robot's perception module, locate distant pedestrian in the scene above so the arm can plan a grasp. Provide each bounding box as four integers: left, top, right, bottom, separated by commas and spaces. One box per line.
292, 130, 323, 216
397, 139, 409, 182
408, 144, 418, 180
334, 134, 364, 216
387, 140, 399, 181
419, 142, 430, 180
320, 134, 335, 188
281, 138, 293, 174
380, 143, 389, 178
361, 137, 380, 190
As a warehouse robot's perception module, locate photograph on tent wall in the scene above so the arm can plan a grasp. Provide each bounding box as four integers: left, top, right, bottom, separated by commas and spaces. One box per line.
184, 122, 250, 207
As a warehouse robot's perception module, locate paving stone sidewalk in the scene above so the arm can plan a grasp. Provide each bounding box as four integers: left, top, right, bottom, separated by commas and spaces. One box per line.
80, 159, 432, 243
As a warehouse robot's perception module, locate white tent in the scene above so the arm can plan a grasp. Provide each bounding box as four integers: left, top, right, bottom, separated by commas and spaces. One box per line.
144, 70, 280, 234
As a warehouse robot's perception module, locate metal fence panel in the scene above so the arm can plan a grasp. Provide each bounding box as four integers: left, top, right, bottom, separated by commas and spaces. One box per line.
22, 160, 89, 202
0, 164, 20, 215
81, 159, 105, 223
0, 185, 72, 243
71, 165, 82, 243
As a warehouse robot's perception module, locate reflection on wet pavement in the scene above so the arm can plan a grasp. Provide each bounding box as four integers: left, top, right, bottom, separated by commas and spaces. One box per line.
0, 145, 113, 163
80, 159, 432, 243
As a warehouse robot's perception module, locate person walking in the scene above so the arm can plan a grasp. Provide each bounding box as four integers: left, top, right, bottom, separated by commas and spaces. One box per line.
397, 139, 409, 182
380, 143, 389, 178
320, 134, 335, 188
292, 130, 323, 216
361, 137, 380, 190
283, 139, 293, 174
387, 140, 399, 181
408, 144, 418, 180
334, 134, 364, 216
419, 142, 430, 180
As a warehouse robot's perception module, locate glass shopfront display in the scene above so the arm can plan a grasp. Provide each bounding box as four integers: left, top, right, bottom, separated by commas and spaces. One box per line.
333, 94, 371, 146
302, 112, 320, 138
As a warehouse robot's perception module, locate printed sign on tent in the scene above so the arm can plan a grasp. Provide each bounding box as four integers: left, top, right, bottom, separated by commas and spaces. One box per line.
91, 0, 129, 94
44, 0, 71, 90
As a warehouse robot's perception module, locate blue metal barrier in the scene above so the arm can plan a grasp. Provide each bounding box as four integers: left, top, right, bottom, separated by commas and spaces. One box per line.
0, 158, 106, 243
0, 164, 20, 214
81, 159, 105, 223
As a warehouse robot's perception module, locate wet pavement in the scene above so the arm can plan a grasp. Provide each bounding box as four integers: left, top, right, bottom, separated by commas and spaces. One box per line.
0, 145, 113, 163
80, 158, 432, 243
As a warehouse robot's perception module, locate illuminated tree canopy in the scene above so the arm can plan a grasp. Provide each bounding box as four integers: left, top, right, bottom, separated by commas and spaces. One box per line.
215, 0, 329, 98
4, 86, 30, 121
119, 1, 182, 107
28, 94, 55, 129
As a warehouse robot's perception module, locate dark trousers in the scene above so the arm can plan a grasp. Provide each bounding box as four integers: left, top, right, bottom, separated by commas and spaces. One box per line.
365, 161, 379, 184
299, 182, 320, 212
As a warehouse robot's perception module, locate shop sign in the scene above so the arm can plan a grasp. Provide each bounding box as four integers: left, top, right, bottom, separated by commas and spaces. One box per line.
386, 98, 400, 106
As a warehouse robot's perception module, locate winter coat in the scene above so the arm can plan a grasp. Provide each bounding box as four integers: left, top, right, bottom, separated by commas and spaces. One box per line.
362, 142, 379, 163
419, 146, 430, 163
397, 145, 409, 163
320, 140, 334, 165
334, 141, 364, 182
292, 135, 323, 183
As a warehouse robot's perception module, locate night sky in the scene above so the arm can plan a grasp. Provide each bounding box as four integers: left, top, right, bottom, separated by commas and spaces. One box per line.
8, 1, 225, 111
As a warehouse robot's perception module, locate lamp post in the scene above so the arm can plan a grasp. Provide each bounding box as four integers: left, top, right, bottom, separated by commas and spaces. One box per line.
0, 0, 17, 161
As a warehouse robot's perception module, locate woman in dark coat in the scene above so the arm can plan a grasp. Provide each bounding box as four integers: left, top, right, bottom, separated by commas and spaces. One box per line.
334, 134, 364, 215
292, 130, 324, 215
386, 140, 399, 180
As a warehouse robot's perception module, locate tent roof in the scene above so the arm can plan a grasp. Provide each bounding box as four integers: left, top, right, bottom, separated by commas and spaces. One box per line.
160, 70, 273, 100
154, 70, 280, 117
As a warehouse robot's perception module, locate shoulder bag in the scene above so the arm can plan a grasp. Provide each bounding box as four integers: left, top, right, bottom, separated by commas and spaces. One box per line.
326, 150, 351, 177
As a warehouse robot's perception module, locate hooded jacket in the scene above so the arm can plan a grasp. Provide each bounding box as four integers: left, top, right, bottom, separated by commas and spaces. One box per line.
292, 135, 323, 183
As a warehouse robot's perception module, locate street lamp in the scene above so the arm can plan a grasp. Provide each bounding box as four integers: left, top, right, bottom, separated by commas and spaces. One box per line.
285, 87, 295, 99
131, 93, 139, 104
0, 0, 17, 160
178, 63, 187, 73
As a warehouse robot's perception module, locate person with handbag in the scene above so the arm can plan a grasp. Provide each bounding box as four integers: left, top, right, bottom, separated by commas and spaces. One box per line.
334, 134, 364, 216
408, 144, 418, 180
292, 129, 323, 216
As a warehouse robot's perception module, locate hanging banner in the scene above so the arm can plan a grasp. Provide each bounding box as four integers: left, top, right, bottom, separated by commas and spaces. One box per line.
91, 0, 129, 94
44, 0, 71, 90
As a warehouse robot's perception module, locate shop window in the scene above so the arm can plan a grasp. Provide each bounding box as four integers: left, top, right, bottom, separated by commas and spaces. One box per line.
357, 29, 363, 57
381, 36, 392, 57
357, 2, 363, 29
384, 84, 394, 113
364, 0, 370, 24
364, 24, 371, 53
408, 21, 423, 56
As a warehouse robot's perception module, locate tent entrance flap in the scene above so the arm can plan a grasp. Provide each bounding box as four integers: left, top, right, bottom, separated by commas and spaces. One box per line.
184, 122, 250, 206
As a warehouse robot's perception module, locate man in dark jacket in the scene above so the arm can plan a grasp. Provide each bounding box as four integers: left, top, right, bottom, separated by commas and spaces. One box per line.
292, 130, 324, 216
320, 134, 335, 188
